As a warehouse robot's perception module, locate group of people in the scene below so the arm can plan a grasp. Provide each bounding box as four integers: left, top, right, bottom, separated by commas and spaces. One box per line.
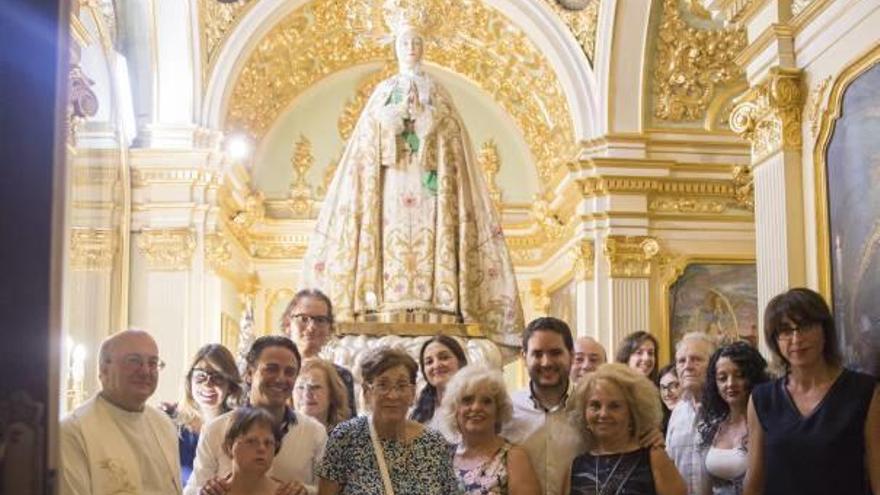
59, 287, 880, 495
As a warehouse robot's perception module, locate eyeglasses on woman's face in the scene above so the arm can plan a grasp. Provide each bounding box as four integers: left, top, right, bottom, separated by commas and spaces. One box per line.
776, 321, 821, 342
369, 380, 413, 396
192, 368, 228, 386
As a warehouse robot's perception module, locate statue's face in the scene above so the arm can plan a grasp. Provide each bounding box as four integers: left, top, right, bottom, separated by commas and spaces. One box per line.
395, 29, 423, 69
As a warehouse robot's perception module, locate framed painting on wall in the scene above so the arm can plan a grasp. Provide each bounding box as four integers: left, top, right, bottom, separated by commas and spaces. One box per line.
668, 263, 758, 349
823, 57, 880, 378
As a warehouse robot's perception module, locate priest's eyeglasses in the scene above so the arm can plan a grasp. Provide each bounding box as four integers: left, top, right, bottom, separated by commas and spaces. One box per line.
120, 353, 166, 371
293, 314, 332, 328
192, 369, 228, 386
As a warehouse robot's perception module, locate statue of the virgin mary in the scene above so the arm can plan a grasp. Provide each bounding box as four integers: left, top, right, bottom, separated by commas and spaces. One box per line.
303, 0, 523, 350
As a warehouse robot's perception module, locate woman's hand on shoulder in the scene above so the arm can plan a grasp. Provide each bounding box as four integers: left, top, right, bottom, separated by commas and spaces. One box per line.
507, 444, 540, 495
649, 447, 687, 495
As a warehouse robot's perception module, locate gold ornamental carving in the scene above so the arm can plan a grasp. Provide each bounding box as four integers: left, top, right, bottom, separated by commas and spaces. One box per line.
70, 228, 116, 271
198, 0, 255, 78
731, 165, 754, 211
648, 197, 728, 214
226, 0, 575, 188
530, 279, 551, 314
288, 135, 316, 219
539, 0, 599, 64
249, 232, 309, 260
477, 140, 503, 209
231, 191, 265, 234
572, 239, 595, 281
730, 68, 804, 163
792, 0, 816, 16
653, 0, 747, 122
807, 76, 832, 137
579, 176, 738, 198
205, 233, 233, 272
137, 228, 197, 271
603, 235, 660, 278
530, 195, 565, 240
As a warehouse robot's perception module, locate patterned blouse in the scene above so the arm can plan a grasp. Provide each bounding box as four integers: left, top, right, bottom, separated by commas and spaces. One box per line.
316, 416, 461, 495
456, 441, 511, 495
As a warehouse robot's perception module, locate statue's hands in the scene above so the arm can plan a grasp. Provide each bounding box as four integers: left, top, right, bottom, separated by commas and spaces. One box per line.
199, 475, 231, 495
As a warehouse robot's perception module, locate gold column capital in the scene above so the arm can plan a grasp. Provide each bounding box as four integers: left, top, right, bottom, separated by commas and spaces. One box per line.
137, 228, 197, 271
603, 235, 660, 278
70, 228, 117, 271
730, 67, 805, 164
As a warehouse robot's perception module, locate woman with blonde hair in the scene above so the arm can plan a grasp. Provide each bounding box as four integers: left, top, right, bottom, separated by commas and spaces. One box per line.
294, 358, 351, 431
438, 365, 539, 495
564, 363, 685, 495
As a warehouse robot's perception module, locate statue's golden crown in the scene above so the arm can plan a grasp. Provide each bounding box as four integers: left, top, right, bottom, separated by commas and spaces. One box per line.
347, 0, 455, 46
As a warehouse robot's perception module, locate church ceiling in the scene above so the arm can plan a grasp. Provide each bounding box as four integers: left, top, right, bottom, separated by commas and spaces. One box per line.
208, 0, 586, 190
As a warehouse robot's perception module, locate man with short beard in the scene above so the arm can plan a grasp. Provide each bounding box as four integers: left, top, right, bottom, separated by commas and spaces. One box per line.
504, 317, 584, 495
186, 336, 326, 495
666, 332, 717, 495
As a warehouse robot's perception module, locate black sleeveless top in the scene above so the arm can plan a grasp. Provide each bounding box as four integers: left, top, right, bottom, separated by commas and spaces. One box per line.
752, 369, 875, 495
570, 447, 656, 495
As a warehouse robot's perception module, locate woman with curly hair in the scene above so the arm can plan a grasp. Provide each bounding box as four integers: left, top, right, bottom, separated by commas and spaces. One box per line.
564, 363, 685, 495
698, 342, 768, 495
616, 331, 660, 382
438, 365, 539, 495
411, 335, 468, 429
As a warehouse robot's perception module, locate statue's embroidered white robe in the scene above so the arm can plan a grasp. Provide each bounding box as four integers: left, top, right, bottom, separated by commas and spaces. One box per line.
60, 395, 181, 495
303, 69, 523, 350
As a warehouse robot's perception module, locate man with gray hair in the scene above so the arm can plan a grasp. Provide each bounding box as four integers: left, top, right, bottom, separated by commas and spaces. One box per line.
666, 332, 717, 495
569, 336, 607, 382
60, 329, 181, 494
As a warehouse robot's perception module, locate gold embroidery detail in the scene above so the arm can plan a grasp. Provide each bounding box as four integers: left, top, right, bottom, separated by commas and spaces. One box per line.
653, 0, 747, 122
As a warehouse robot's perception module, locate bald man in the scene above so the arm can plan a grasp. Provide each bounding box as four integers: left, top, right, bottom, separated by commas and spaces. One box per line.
570, 336, 607, 382
60, 330, 181, 495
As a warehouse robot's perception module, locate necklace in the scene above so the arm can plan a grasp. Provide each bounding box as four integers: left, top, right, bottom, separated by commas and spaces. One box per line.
594, 453, 624, 495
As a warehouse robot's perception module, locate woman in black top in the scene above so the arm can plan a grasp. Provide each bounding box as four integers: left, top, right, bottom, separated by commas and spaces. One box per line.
744, 288, 880, 495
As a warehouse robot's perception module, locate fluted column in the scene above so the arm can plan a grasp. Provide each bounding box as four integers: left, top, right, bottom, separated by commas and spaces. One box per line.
600, 235, 659, 357
731, 67, 806, 341
572, 239, 596, 339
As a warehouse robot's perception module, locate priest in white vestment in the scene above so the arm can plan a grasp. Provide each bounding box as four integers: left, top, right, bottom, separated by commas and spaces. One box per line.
60, 330, 181, 495
302, 1, 523, 352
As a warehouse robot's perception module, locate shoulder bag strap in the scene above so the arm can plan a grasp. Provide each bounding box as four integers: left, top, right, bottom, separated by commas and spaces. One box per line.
368, 416, 396, 495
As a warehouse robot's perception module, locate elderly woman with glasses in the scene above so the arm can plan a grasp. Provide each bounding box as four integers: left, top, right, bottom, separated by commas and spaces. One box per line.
293, 358, 351, 431
744, 288, 880, 495
438, 365, 539, 495
317, 346, 460, 494
167, 344, 242, 484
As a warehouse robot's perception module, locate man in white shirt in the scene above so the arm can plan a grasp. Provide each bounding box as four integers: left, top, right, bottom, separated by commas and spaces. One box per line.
186, 335, 326, 495
60, 329, 181, 495
570, 335, 607, 383
504, 317, 584, 495
666, 332, 716, 495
